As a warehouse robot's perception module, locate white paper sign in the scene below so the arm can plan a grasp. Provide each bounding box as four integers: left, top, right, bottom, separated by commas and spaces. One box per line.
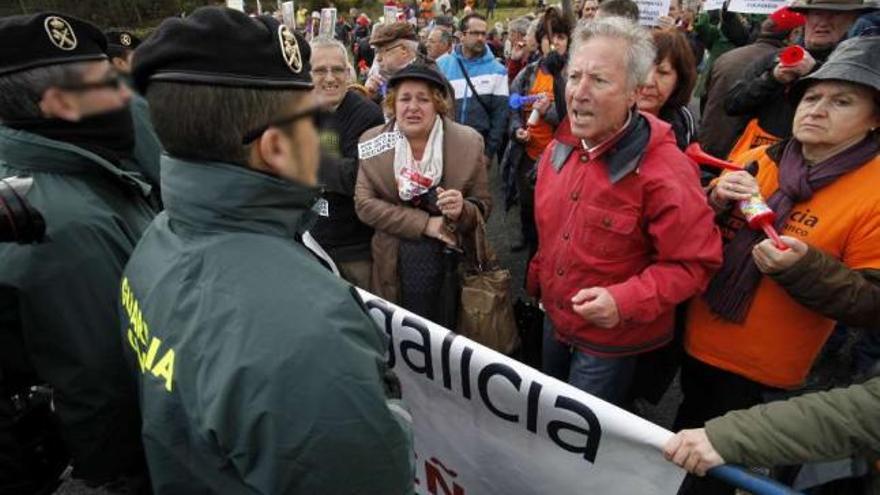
358, 131, 402, 159
384, 6, 399, 24
226, 0, 244, 12
635, 0, 672, 26
728, 0, 788, 14
703, 0, 726, 10
357, 290, 687, 495
281, 1, 295, 29
319, 8, 337, 38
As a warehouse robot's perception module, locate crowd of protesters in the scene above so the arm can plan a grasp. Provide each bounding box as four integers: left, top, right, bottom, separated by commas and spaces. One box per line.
0, 0, 878, 494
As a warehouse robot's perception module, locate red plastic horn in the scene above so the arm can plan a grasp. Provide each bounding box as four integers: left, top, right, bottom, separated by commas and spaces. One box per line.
769, 7, 806, 32
685, 143, 742, 171
779, 45, 805, 67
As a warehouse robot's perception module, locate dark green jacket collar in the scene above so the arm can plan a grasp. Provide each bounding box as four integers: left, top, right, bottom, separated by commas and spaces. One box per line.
161, 155, 321, 238
0, 125, 152, 196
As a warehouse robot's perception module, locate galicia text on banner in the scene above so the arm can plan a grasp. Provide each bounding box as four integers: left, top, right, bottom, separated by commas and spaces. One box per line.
357, 289, 686, 495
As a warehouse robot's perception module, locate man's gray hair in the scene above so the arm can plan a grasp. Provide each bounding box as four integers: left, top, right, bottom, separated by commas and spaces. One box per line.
430, 26, 455, 45
0, 63, 88, 122
309, 36, 352, 69
570, 17, 655, 89
508, 17, 531, 36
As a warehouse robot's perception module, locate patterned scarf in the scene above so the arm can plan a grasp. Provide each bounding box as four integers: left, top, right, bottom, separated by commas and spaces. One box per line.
394, 115, 444, 201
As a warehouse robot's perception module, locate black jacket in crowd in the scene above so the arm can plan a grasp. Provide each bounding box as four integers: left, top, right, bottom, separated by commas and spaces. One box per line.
311, 90, 385, 263
724, 46, 832, 140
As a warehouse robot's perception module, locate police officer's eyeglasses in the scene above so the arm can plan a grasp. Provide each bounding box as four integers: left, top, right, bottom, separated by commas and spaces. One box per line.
242, 106, 323, 145
58, 76, 122, 92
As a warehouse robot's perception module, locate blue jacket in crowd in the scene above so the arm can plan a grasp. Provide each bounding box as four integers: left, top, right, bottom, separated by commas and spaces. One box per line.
437, 45, 509, 159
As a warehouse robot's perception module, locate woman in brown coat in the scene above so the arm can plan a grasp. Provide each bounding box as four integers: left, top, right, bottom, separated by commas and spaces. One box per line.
355, 64, 491, 326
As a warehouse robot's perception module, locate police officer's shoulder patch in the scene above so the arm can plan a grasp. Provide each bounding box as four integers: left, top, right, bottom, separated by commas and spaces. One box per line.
44, 16, 77, 51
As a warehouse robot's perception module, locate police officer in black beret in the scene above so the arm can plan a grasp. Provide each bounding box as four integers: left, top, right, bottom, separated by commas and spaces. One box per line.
104, 28, 163, 191
124, 7, 413, 493
98, 27, 164, 192
0, 12, 155, 494
105, 28, 141, 77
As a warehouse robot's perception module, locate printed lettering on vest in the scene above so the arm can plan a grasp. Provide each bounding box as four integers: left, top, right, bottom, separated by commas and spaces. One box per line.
121, 277, 176, 392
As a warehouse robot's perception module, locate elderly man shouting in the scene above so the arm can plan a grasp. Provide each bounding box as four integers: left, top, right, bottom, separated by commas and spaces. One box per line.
526, 17, 722, 406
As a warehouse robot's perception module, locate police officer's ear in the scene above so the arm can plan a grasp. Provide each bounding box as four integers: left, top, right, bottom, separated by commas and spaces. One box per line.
110, 54, 132, 74
249, 127, 297, 177
39, 86, 86, 122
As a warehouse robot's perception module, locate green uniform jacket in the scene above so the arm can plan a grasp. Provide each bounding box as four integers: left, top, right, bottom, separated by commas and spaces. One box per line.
0, 126, 155, 482
129, 93, 162, 191
706, 376, 880, 466
121, 156, 414, 495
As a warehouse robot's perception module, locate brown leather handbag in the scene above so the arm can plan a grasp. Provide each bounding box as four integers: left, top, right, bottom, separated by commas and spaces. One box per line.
458, 211, 520, 355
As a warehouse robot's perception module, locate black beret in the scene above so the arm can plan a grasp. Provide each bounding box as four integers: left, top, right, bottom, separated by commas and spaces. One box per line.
132, 7, 312, 94
105, 29, 141, 50
388, 64, 449, 97
0, 12, 108, 77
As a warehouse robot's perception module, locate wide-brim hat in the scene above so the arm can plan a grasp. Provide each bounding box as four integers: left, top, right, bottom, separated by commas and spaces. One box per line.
790, 36, 880, 101
789, 0, 877, 13
387, 64, 449, 97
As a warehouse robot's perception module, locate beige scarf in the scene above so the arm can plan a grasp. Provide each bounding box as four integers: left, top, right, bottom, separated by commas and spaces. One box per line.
394, 115, 444, 201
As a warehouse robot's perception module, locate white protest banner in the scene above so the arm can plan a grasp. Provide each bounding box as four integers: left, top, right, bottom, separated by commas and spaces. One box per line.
635, 0, 672, 26
319, 8, 337, 38
226, 0, 244, 12
384, 6, 399, 24
281, 1, 295, 29
728, 0, 788, 14
357, 289, 687, 495
703, 0, 726, 11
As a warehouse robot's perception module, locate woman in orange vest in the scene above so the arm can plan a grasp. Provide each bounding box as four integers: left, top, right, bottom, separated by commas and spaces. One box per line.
675, 36, 880, 495
501, 7, 571, 255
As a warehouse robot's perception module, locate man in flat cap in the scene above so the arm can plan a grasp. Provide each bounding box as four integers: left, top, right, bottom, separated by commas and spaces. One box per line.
0, 12, 155, 494
365, 21, 451, 108
124, 7, 413, 494
725, 0, 878, 157
105, 28, 163, 191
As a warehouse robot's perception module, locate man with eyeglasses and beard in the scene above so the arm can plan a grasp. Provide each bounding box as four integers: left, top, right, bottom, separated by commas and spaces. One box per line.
309, 37, 385, 288
122, 8, 413, 493
0, 13, 155, 494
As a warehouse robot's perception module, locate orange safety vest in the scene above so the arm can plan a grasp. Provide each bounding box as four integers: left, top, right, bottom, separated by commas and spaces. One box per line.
525, 69, 555, 160
727, 118, 781, 162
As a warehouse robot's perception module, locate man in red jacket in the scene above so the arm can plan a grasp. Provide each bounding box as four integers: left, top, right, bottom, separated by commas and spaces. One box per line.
526, 17, 722, 406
